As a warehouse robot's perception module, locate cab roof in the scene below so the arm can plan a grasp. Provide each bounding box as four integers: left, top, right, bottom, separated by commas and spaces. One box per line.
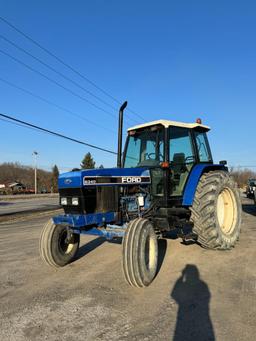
127, 119, 210, 131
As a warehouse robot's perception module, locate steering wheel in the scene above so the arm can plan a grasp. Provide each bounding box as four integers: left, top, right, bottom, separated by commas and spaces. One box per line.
145, 152, 164, 160
185, 155, 195, 162
146, 152, 156, 160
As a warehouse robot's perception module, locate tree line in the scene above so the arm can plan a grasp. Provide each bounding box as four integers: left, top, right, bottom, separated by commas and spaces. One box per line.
0, 153, 103, 193
2, 153, 252, 192
230, 167, 256, 188
0, 162, 59, 192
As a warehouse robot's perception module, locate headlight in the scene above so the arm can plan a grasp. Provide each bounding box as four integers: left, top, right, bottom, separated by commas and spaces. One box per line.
61, 197, 68, 205
72, 197, 79, 206
253, 187, 256, 191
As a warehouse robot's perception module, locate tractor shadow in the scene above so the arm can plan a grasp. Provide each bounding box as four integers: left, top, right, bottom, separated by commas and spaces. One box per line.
242, 203, 256, 216
170, 264, 215, 341
164, 225, 198, 246
156, 239, 167, 275
74, 237, 106, 262
73, 236, 167, 279
0, 201, 14, 206
73, 236, 125, 263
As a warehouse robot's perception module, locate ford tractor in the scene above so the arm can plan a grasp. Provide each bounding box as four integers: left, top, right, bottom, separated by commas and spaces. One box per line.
39, 102, 241, 288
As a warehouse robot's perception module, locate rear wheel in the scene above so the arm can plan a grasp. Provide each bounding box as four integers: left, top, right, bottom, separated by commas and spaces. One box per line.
190, 171, 241, 249
122, 218, 158, 287
39, 219, 80, 268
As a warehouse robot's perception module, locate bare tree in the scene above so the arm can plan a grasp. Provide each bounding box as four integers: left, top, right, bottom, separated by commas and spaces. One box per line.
230, 168, 256, 188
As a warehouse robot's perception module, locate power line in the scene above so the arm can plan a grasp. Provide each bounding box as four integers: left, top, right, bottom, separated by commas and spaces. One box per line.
0, 16, 145, 122
2, 113, 255, 168
0, 112, 117, 155
0, 48, 137, 125
0, 34, 121, 114
0, 77, 116, 134
0, 49, 117, 120
0, 116, 47, 135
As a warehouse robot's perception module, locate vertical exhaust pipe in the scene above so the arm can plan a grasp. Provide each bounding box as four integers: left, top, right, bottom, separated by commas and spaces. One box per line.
117, 101, 128, 168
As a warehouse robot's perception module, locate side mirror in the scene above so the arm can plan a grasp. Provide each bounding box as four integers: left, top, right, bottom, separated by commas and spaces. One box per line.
219, 160, 227, 165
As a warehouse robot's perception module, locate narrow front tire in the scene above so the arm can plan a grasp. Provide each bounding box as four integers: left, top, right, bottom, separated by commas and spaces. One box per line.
39, 219, 80, 268
122, 218, 158, 287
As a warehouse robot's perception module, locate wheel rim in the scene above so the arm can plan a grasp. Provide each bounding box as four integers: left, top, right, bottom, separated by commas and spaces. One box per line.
217, 187, 237, 234
58, 229, 74, 255
144, 234, 157, 272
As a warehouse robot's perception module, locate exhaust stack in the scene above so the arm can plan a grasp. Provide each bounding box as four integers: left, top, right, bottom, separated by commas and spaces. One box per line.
117, 101, 128, 168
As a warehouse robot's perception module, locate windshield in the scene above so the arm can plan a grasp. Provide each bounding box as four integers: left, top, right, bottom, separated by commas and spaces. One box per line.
124, 128, 164, 168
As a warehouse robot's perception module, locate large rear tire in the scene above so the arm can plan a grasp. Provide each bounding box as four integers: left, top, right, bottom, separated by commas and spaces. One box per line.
190, 171, 241, 249
39, 219, 80, 268
122, 218, 158, 287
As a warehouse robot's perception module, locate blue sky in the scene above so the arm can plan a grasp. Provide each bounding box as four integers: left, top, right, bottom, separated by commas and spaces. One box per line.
0, 0, 255, 172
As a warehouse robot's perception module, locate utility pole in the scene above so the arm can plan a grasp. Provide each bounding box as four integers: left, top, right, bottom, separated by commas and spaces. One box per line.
32, 151, 38, 194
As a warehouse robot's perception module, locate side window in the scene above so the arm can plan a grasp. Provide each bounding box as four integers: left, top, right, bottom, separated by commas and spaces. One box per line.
169, 127, 194, 164
143, 139, 164, 162
195, 132, 211, 162
139, 129, 164, 167
124, 136, 141, 168
169, 127, 195, 196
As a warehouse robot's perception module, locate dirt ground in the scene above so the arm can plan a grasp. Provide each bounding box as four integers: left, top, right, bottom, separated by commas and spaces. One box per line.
0, 196, 256, 341
0, 196, 59, 216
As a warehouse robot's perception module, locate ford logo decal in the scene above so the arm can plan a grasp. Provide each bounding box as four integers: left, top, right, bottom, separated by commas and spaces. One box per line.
64, 179, 72, 184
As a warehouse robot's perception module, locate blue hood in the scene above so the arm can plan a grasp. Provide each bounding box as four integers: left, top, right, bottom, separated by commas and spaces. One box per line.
58, 167, 150, 189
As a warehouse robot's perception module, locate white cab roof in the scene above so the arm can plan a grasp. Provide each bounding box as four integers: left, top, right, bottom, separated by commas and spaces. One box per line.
127, 119, 210, 131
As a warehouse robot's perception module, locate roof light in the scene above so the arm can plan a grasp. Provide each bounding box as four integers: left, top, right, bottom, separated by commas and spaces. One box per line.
196, 118, 202, 124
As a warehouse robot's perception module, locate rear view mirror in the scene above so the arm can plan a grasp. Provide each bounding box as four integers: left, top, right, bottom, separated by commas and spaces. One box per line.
219, 160, 227, 165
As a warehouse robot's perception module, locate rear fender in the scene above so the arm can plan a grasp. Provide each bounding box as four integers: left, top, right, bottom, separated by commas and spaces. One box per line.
182, 164, 227, 206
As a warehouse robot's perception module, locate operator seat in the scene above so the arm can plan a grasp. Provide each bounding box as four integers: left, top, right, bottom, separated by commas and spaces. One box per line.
137, 159, 160, 167
171, 153, 188, 195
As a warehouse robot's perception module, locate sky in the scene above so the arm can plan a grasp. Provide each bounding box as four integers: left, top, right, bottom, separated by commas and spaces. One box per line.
0, 0, 256, 173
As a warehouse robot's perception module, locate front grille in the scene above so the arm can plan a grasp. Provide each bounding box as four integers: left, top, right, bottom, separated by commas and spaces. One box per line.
59, 185, 118, 215
96, 186, 118, 212
83, 188, 97, 213
59, 187, 96, 214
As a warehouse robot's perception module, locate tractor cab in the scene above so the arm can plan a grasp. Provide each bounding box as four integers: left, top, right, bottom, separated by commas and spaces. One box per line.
123, 119, 212, 198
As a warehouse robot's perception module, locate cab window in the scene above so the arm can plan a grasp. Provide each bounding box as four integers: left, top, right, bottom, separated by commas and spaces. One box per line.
169, 127, 195, 196
194, 131, 212, 162
124, 128, 164, 168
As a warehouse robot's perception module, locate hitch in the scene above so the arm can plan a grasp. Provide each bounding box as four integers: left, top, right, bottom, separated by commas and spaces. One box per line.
177, 228, 198, 244
65, 228, 74, 244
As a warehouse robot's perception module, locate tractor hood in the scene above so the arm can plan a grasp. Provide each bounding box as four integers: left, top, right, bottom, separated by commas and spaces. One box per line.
58, 168, 151, 189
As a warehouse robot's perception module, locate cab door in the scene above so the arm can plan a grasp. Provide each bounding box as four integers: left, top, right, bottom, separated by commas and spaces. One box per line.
169, 126, 196, 196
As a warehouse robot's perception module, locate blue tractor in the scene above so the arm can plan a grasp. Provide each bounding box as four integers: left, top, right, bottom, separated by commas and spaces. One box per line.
39, 103, 241, 287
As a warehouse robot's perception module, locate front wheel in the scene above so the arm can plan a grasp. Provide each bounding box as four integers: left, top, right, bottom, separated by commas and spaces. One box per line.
39, 219, 80, 268
122, 218, 158, 287
190, 171, 241, 249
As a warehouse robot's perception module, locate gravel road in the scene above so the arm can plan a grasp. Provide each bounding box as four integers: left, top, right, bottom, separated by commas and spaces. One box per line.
0, 196, 255, 340
0, 196, 60, 216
